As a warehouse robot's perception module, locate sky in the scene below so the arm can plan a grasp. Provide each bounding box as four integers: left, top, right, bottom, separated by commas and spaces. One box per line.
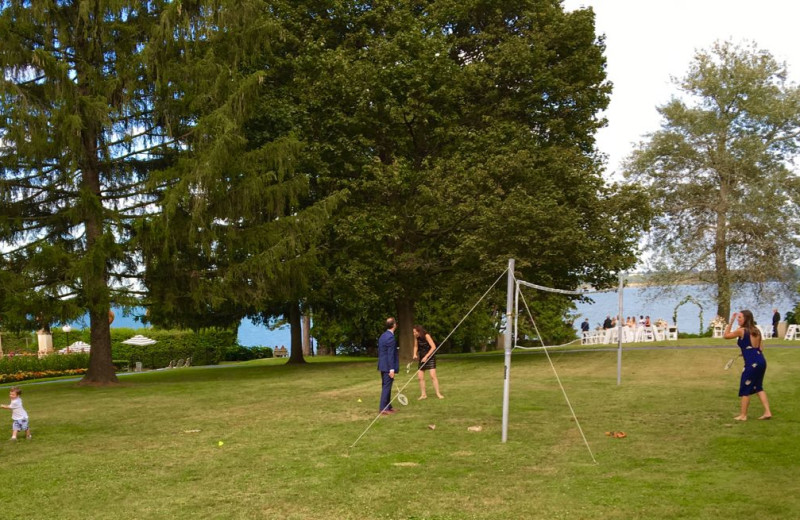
562, 0, 800, 178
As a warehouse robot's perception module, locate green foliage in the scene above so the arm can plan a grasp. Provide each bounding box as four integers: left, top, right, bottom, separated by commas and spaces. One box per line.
224, 345, 274, 362
109, 328, 236, 369
303, 0, 649, 355
625, 40, 800, 318
0, 1, 188, 382
0, 332, 38, 354
786, 303, 799, 325
0, 353, 90, 375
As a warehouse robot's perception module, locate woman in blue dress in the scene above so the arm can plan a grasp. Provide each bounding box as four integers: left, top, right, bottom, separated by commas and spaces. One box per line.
723, 310, 772, 421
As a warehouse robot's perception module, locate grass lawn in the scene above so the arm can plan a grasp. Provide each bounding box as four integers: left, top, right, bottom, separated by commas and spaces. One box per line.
2, 345, 800, 519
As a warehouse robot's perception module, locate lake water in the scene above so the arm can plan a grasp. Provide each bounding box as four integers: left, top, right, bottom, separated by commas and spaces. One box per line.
72, 312, 293, 349
572, 283, 796, 334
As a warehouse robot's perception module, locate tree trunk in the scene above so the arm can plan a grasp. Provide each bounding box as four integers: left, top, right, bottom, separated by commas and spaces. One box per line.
395, 297, 415, 363
715, 181, 731, 319
76, 12, 117, 385
286, 302, 306, 364
302, 313, 311, 356
81, 308, 118, 385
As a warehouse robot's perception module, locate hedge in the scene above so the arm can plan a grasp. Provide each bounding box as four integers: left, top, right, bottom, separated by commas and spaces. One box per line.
224, 345, 273, 361
110, 328, 236, 369
1, 328, 237, 371
0, 353, 90, 374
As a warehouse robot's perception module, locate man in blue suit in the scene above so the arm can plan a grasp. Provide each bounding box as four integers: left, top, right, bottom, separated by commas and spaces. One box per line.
378, 317, 400, 415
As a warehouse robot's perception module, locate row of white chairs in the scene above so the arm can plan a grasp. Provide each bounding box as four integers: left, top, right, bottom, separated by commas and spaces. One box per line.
714, 325, 774, 339
714, 325, 800, 340
581, 325, 678, 345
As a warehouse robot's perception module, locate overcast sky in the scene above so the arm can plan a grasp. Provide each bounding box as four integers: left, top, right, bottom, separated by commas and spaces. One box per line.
562, 0, 800, 178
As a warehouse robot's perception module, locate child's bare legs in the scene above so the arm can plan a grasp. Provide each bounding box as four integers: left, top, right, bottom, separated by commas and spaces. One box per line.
756, 391, 772, 419
417, 370, 427, 399
11, 428, 18, 440
429, 369, 444, 399
734, 396, 750, 420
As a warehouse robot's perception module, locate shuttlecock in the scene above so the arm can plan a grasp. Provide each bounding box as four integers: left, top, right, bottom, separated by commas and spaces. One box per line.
357, 398, 362, 403
218, 440, 224, 447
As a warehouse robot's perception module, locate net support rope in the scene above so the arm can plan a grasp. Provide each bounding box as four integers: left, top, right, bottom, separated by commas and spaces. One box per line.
350, 268, 509, 448
517, 282, 598, 464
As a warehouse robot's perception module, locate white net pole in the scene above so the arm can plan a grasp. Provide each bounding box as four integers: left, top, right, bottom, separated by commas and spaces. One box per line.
501, 258, 515, 443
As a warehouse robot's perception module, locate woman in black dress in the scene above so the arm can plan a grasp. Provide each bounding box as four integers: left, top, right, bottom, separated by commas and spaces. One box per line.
412, 325, 444, 400
723, 310, 772, 421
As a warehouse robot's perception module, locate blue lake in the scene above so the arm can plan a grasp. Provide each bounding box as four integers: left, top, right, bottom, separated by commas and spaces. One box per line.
71, 311, 293, 349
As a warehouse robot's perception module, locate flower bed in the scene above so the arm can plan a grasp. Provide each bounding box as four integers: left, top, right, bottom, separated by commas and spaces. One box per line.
0, 368, 88, 384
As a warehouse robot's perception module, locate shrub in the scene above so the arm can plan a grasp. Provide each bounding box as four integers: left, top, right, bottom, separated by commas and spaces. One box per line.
224, 345, 273, 361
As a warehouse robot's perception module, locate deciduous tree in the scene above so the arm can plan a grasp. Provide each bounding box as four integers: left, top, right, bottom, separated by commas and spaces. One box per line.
625, 41, 800, 318
305, 0, 649, 357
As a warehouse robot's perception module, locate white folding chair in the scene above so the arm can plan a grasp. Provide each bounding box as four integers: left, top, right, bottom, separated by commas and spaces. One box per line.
785, 324, 798, 341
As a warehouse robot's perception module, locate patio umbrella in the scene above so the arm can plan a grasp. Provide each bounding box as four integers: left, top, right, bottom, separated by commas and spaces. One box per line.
122, 335, 157, 346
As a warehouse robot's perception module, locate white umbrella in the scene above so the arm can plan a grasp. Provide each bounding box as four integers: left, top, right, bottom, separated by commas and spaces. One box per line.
122, 335, 157, 346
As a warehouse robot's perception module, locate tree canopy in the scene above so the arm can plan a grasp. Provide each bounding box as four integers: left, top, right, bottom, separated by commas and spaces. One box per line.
300, 0, 649, 356
625, 40, 800, 318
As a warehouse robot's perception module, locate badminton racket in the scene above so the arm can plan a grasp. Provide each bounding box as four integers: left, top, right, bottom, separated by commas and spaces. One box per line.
396, 387, 408, 406
724, 354, 741, 370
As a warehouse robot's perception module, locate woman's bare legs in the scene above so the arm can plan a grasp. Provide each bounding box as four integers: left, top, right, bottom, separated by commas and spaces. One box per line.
734, 395, 750, 420
417, 370, 427, 399
756, 391, 772, 419
429, 369, 443, 399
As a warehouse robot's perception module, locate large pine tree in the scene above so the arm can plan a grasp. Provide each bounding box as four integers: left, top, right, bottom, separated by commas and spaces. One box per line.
0, 1, 177, 383
138, 1, 343, 367
0, 1, 330, 381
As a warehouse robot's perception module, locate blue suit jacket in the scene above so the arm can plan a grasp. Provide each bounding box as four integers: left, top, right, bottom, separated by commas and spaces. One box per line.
377, 329, 399, 372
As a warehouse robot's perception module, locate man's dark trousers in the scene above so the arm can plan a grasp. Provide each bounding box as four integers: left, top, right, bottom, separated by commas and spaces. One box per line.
380, 371, 394, 411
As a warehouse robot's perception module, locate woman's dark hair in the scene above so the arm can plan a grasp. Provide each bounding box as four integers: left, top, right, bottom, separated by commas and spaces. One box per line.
740, 310, 760, 338
413, 325, 428, 337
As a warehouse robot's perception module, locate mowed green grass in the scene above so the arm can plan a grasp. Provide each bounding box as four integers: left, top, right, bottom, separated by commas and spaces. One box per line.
2, 347, 800, 520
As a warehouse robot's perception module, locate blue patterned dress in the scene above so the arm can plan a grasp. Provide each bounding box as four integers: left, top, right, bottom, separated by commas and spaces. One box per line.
738, 329, 767, 397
